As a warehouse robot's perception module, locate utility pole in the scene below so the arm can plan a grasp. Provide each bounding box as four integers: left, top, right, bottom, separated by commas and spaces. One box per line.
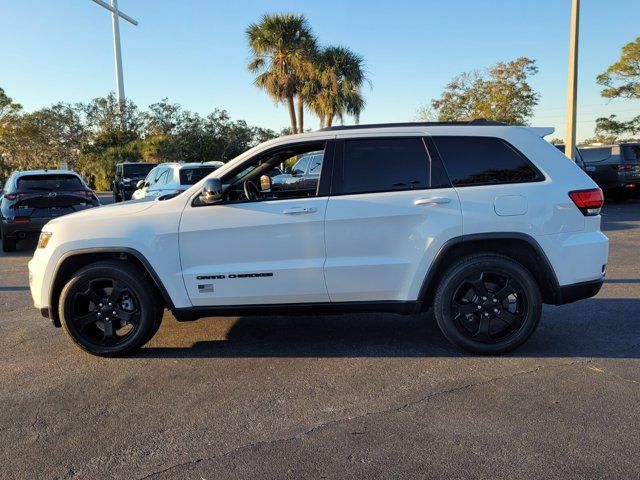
565, 0, 580, 161
90, 0, 138, 106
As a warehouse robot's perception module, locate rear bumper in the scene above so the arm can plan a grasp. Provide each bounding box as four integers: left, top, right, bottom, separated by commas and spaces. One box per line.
556, 278, 604, 305
2, 218, 49, 237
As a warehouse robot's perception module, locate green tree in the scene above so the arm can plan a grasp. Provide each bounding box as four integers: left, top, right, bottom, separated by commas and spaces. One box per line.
431, 57, 540, 125
594, 37, 640, 140
0, 87, 22, 118
0, 102, 88, 176
246, 13, 317, 133
597, 37, 640, 100
304, 46, 368, 128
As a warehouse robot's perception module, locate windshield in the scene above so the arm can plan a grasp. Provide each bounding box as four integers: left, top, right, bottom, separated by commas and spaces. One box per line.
179, 166, 218, 185
123, 164, 156, 177
17, 174, 83, 191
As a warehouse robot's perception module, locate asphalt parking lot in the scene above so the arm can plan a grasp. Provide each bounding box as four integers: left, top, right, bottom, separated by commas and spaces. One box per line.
1, 197, 639, 480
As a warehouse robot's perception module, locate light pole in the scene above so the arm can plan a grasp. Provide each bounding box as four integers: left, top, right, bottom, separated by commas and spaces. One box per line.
90, 0, 138, 106
565, 0, 580, 161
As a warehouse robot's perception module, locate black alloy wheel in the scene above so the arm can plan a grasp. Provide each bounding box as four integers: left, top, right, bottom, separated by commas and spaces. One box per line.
434, 254, 542, 355
59, 261, 163, 356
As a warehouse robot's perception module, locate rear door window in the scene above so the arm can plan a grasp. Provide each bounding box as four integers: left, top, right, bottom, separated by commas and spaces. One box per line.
338, 137, 432, 195
433, 136, 542, 186
17, 174, 83, 191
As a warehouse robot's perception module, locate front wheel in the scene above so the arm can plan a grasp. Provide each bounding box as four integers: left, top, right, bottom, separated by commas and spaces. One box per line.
59, 261, 163, 356
433, 254, 542, 355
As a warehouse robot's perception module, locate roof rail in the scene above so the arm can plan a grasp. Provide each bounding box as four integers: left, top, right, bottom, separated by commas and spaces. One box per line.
317, 119, 510, 132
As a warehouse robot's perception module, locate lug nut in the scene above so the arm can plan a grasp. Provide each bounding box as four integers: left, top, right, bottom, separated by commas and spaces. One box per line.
493, 299, 498, 303
112, 311, 116, 315
108, 302, 112, 306
482, 296, 487, 301
477, 305, 482, 310
494, 308, 498, 313
97, 312, 101, 317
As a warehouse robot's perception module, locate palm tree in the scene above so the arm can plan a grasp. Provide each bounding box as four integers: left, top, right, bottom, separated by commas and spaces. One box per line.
305, 46, 368, 128
246, 14, 316, 133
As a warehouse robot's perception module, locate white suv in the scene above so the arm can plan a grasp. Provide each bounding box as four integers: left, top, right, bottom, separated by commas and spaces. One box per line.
28, 121, 609, 357
131, 161, 224, 201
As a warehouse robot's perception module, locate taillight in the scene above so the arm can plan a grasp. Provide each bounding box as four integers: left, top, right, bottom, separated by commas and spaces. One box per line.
568, 188, 604, 216
3, 193, 29, 201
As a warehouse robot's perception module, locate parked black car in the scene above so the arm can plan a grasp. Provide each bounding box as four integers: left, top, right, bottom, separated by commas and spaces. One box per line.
270, 151, 323, 194
0, 170, 100, 252
112, 162, 157, 202
579, 143, 640, 201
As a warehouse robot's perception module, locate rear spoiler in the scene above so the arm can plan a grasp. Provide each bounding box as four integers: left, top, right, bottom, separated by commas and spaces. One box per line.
527, 127, 555, 138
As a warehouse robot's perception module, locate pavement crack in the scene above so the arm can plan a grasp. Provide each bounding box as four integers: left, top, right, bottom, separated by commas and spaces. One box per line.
136, 359, 592, 479
29, 410, 41, 447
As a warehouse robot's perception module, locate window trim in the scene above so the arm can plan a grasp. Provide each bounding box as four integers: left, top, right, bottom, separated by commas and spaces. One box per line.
191, 139, 335, 207
429, 135, 545, 188
330, 136, 450, 197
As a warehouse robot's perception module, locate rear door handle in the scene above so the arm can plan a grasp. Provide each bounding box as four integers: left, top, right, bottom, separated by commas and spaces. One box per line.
414, 197, 451, 206
283, 206, 317, 214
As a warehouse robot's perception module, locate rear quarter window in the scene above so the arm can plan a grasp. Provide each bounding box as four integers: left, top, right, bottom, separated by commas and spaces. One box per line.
621, 145, 640, 164
179, 167, 217, 185
432, 136, 542, 187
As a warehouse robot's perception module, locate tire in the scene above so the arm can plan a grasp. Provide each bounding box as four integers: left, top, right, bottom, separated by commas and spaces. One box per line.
1, 229, 17, 252
433, 254, 542, 355
58, 260, 163, 357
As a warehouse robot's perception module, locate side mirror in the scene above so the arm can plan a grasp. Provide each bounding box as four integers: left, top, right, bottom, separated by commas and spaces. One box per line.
284, 166, 293, 174
199, 177, 223, 205
136, 180, 145, 189
260, 175, 272, 192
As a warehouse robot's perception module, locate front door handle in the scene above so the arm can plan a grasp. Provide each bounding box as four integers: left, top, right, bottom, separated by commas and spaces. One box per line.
283, 206, 317, 214
414, 197, 451, 206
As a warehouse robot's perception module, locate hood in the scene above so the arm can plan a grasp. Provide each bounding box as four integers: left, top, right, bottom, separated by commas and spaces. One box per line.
46, 199, 156, 227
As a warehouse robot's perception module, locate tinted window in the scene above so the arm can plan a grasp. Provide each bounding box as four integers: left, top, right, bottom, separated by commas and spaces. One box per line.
17, 174, 83, 191
179, 166, 217, 185
123, 163, 156, 177
434, 136, 541, 186
341, 138, 430, 194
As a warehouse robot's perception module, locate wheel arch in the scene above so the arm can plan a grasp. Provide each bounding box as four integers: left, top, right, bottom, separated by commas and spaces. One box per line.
418, 233, 561, 310
49, 247, 174, 327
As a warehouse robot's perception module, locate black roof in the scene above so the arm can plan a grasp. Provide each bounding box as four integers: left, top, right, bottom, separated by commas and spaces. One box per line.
317, 119, 509, 132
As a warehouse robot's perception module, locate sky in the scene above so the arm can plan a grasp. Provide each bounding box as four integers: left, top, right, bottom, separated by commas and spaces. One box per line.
1, 0, 639, 141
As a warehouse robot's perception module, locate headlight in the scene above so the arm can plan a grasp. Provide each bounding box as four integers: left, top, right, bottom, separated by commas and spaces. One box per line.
38, 232, 52, 249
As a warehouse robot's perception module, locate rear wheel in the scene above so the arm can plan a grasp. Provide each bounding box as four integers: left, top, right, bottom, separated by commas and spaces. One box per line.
433, 254, 542, 355
59, 261, 163, 356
